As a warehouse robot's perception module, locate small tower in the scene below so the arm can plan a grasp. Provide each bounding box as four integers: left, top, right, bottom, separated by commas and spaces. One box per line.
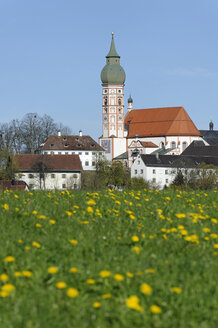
209, 120, 214, 131
128, 95, 133, 111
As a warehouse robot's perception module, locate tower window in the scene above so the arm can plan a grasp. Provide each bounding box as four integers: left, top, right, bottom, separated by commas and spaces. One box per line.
118, 99, 121, 106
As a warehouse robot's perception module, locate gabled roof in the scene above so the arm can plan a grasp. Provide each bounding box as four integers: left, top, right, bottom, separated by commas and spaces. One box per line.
16, 154, 83, 172
139, 154, 218, 168
125, 107, 201, 138
113, 151, 128, 160
140, 141, 158, 148
37, 135, 104, 152
182, 141, 218, 157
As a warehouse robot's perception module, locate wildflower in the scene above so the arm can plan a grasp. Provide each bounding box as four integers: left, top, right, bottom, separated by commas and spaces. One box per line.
129, 215, 135, 220
102, 293, 112, 299
32, 241, 40, 248
93, 302, 101, 308
79, 220, 89, 224
0, 291, 9, 298
145, 268, 155, 274
66, 288, 79, 298
22, 271, 32, 278
32, 210, 38, 215
36, 223, 42, 228
4, 256, 15, 262
126, 295, 143, 312
99, 270, 111, 278
56, 282, 67, 289
140, 283, 152, 295
203, 227, 210, 233
69, 239, 78, 245
150, 305, 162, 314
25, 246, 31, 250
48, 267, 58, 274
87, 206, 94, 214
0, 274, 9, 282
214, 244, 218, 249
115, 200, 121, 205
37, 215, 46, 219
14, 272, 22, 277
126, 272, 134, 278
114, 274, 124, 281
65, 211, 72, 216
50, 220, 56, 224
131, 235, 139, 242
132, 246, 141, 254
2, 284, 15, 292
87, 199, 96, 205
86, 279, 95, 284
3, 204, 9, 210
69, 267, 78, 273
18, 239, 23, 243
175, 213, 186, 219
171, 287, 182, 294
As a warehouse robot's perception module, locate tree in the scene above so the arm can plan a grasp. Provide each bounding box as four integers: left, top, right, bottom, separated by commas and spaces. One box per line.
31, 155, 50, 189
126, 177, 149, 190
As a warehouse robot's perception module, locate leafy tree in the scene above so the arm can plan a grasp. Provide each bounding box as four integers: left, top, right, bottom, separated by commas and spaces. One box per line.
126, 177, 149, 190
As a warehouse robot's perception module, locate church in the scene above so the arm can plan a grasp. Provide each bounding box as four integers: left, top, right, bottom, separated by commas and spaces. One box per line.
98, 34, 203, 165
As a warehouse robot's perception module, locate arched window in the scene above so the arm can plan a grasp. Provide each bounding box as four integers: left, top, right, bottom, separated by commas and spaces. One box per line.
118, 98, 121, 106
160, 142, 164, 149
182, 142, 187, 151
171, 141, 176, 149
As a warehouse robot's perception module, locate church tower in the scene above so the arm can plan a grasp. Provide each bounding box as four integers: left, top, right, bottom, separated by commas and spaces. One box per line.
99, 33, 127, 160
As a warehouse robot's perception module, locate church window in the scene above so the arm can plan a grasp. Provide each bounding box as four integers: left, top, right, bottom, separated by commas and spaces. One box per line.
50, 143, 54, 147
171, 141, 176, 149
85, 152, 89, 155
51, 174, 55, 179
58, 152, 61, 154
153, 169, 156, 174
138, 160, 140, 165
160, 142, 164, 149
62, 174, 66, 178
104, 97, 107, 105
79, 152, 82, 155
118, 98, 121, 106
182, 142, 188, 151
118, 90, 121, 93
65, 152, 68, 154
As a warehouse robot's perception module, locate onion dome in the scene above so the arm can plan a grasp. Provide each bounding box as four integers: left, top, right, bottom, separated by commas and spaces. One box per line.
101, 33, 126, 84
128, 95, 133, 103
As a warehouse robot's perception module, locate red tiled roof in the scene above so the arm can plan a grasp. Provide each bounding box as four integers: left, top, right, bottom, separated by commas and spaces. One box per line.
15, 154, 83, 172
125, 107, 201, 138
37, 135, 104, 151
140, 141, 158, 148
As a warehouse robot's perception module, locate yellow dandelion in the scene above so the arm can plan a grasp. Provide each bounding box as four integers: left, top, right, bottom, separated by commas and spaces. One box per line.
87, 206, 94, 214
4, 256, 15, 262
2, 284, 15, 292
14, 272, 22, 277
69, 267, 79, 273
114, 274, 124, 281
22, 271, 32, 278
93, 302, 101, 309
3, 204, 9, 211
131, 235, 139, 242
69, 239, 78, 245
129, 214, 135, 220
48, 267, 58, 274
214, 244, 218, 249
126, 272, 134, 278
171, 287, 182, 294
18, 239, 23, 244
145, 268, 155, 274
102, 293, 112, 299
0, 290, 9, 298
99, 270, 111, 278
86, 279, 95, 285
35, 223, 42, 228
65, 211, 72, 216
175, 213, 186, 219
126, 295, 143, 312
50, 220, 56, 224
25, 246, 31, 251
66, 288, 79, 298
32, 241, 40, 248
140, 283, 152, 295
0, 274, 9, 282
132, 246, 141, 254
56, 282, 67, 289
150, 305, 162, 314
87, 199, 96, 205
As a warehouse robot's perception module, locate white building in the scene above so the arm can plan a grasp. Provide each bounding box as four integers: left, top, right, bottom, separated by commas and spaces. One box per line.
131, 153, 218, 189
99, 34, 204, 165
36, 131, 105, 171
15, 154, 82, 190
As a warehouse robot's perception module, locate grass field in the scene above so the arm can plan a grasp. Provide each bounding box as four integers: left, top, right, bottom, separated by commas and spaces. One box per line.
0, 189, 218, 328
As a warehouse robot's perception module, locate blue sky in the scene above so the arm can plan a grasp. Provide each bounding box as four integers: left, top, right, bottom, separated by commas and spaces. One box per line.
0, 0, 218, 140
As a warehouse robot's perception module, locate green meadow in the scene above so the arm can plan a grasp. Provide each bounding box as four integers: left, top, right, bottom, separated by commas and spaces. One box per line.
0, 189, 218, 328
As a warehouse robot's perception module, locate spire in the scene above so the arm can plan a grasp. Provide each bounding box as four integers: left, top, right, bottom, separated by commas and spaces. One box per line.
209, 120, 214, 131
106, 32, 120, 58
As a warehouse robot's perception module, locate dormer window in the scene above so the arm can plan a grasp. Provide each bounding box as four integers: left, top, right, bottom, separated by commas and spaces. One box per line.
63, 137, 67, 141
50, 143, 54, 147
64, 143, 68, 147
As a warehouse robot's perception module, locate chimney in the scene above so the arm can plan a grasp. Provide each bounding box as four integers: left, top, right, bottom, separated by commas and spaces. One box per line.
58, 131, 61, 137
79, 130, 82, 137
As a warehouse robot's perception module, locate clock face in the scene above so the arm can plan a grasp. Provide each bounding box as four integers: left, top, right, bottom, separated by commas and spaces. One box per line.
118, 115, 123, 121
